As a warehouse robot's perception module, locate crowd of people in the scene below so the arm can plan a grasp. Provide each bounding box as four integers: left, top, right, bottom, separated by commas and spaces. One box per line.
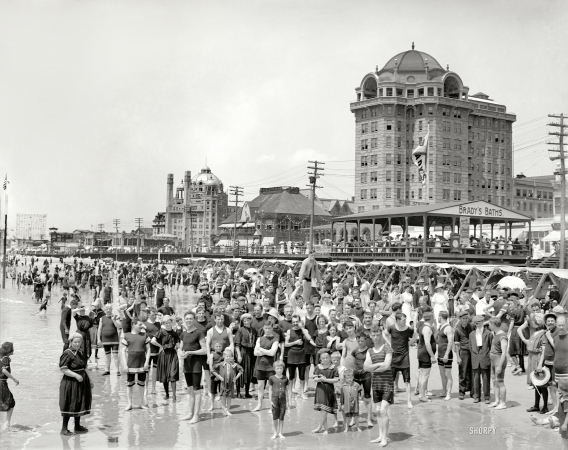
1, 253, 567, 448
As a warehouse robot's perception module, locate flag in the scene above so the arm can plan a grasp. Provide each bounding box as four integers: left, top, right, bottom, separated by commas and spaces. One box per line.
412, 129, 429, 185
2, 174, 8, 190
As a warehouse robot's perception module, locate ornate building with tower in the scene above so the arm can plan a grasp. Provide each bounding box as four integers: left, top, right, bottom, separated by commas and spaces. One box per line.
164, 166, 229, 248
353, 44, 516, 212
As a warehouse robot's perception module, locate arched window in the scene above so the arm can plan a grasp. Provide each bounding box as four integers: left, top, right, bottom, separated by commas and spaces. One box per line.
363, 77, 378, 99
444, 76, 460, 99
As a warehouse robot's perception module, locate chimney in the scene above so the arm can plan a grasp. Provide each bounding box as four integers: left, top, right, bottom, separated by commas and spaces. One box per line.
167, 174, 174, 206
184, 171, 192, 204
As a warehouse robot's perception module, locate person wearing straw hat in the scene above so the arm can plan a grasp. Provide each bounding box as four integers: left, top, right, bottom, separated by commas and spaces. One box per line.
537, 308, 559, 415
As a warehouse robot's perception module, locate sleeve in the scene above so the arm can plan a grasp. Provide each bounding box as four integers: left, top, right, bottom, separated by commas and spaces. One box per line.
268, 375, 273, 387
0, 357, 9, 371
59, 351, 73, 370
332, 367, 339, 378
235, 363, 243, 373
234, 330, 242, 347
314, 366, 322, 378
154, 330, 163, 344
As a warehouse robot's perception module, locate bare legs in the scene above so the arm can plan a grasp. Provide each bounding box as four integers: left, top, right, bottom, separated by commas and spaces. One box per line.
252, 380, 266, 411
312, 410, 328, 434
370, 401, 389, 446
439, 367, 452, 401
418, 368, 431, 402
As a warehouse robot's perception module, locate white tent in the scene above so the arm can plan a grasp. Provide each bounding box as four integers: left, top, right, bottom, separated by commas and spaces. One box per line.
542, 230, 567, 242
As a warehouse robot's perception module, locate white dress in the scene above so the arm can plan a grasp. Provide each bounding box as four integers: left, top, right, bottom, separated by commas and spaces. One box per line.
401, 292, 413, 326
431, 292, 448, 325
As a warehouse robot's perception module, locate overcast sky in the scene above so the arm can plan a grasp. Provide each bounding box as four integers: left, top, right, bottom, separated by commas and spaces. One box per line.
1, 0, 567, 233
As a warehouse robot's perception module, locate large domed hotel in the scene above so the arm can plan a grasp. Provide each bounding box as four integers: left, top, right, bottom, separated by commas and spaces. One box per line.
352, 44, 516, 212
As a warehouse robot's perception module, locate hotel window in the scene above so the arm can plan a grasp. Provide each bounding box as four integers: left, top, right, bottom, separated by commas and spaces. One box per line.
370, 171, 377, 182
407, 89, 414, 98
396, 154, 402, 165
386, 106, 392, 114
386, 136, 392, 147
386, 88, 393, 97
372, 205, 380, 210
378, 89, 383, 97
370, 188, 377, 199
437, 88, 442, 96
386, 188, 392, 198
429, 170, 433, 180
397, 121, 402, 131
361, 123, 368, 133
500, 148, 505, 159
487, 132, 492, 142
507, 198, 511, 206
487, 163, 492, 172
454, 173, 461, 183
443, 155, 450, 166
370, 108, 377, 117
418, 88, 424, 97
488, 194, 492, 203
419, 120, 423, 131
361, 173, 367, 183
386, 171, 392, 181
386, 121, 392, 130
443, 189, 450, 200
396, 88, 403, 96
516, 201, 521, 209
418, 188, 423, 199
396, 188, 401, 199
358, 206, 365, 213
360, 189, 367, 200
371, 121, 378, 132
371, 138, 377, 148
397, 137, 401, 148
428, 87, 434, 96
396, 171, 402, 182
488, 179, 492, 188
428, 106, 433, 115
443, 172, 450, 182
386, 154, 392, 164
454, 190, 461, 201
361, 156, 368, 166
502, 166, 506, 174
371, 154, 378, 165
453, 110, 461, 118
361, 110, 368, 118
429, 188, 433, 199
361, 139, 368, 150
411, 191, 415, 198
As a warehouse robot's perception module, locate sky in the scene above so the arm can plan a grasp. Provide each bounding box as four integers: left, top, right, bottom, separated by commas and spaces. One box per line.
1, 0, 567, 234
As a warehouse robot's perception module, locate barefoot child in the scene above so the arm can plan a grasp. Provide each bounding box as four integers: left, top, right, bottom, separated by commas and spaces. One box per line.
352, 334, 373, 427
122, 319, 151, 411
312, 349, 339, 434
268, 360, 289, 440
206, 342, 224, 412
488, 317, 508, 411
211, 348, 243, 416
36, 293, 50, 315
331, 351, 345, 427
341, 369, 362, 432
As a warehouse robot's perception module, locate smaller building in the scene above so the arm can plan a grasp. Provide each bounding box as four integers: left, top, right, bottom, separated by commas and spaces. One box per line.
513, 174, 555, 218
152, 213, 166, 235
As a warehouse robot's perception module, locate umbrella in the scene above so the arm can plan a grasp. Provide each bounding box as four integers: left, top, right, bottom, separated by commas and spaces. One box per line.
497, 276, 526, 290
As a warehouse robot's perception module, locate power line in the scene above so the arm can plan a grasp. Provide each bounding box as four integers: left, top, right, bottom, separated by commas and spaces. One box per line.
229, 186, 243, 250
307, 160, 324, 252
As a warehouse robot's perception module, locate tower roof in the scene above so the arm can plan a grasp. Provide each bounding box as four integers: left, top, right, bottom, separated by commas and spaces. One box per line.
380, 48, 444, 73
194, 166, 222, 186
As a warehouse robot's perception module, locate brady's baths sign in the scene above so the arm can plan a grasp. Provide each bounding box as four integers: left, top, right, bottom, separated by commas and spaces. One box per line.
433, 201, 529, 220
458, 205, 503, 217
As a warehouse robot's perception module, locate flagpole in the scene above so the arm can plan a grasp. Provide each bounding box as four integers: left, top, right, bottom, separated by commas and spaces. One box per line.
2, 177, 7, 289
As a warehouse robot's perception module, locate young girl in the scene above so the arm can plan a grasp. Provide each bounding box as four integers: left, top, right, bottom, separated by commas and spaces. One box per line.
150, 316, 180, 402
341, 369, 362, 432
331, 351, 345, 428
312, 349, 339, 434
211, 348, 243, 416
207, 342, 225, 411
326, 325, 341, 353
0, 342, 19, 431
268, 360, 289, 440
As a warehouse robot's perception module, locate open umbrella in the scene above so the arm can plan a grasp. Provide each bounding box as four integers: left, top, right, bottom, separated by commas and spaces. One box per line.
497, 276, 526, 290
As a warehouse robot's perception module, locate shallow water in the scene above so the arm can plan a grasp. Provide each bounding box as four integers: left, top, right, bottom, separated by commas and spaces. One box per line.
0, 257, 562, 449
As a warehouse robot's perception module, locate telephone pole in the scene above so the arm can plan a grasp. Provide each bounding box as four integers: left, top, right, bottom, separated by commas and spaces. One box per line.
135, 218, 144, 258
113, 219, 120, 262
307, 161, 325, 253
97, 223, 104, 260
548, 113, 567, 269
229, 186, 243, 255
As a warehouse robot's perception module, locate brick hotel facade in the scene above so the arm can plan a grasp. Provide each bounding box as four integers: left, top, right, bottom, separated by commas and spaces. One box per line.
353, 45, 516, 213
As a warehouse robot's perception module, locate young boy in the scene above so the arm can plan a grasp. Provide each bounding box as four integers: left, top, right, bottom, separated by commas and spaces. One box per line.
340, 369, 362, 432
488, 317, 508, 411
211, 348, 243, 416
268, 360, 289, 440
206, 342, 225, 411
36, 293, 50, 315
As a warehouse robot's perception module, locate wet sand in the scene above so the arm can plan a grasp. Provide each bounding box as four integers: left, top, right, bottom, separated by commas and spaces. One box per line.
0, 258, 562, 449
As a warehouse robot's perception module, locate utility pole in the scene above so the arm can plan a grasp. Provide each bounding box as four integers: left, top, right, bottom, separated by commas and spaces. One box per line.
97, 223, 104, 261
229, 186, 243, 255
307, 160, 325, 253
135, 218, 144, 259
548, 113, 567, 269
113, 219, 120, 262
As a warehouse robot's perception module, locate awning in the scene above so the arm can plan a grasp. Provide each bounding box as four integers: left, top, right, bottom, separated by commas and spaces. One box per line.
218, 224, 240, 229
542, 230, 568, 242
215, 239, 233, 247
262, 237, 275, 246
242, 222, 256, 228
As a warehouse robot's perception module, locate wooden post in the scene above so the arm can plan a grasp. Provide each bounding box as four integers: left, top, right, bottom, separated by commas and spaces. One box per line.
481, 268, 498, 291
422, 214, 427, 260
455, 267, 475, 299
533, 273, 548, 299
